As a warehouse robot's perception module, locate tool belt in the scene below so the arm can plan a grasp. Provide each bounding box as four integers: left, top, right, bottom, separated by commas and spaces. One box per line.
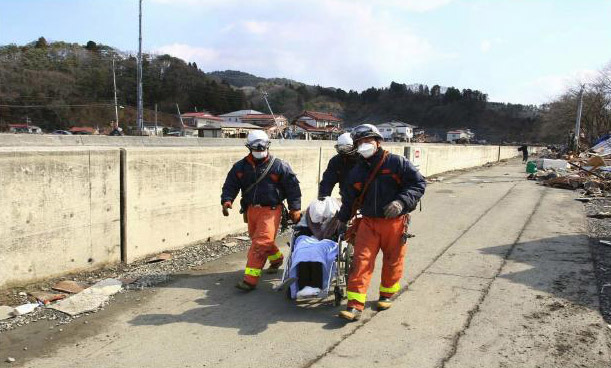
239, 203, 282, 224
346, 213, 411, 245
401, 214, 411, 244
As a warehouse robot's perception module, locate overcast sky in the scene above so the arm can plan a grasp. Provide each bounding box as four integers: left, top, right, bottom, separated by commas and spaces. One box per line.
1, 0, 610, 105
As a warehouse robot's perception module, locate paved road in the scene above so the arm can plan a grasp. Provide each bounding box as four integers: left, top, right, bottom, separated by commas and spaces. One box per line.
3, 159, 611, 367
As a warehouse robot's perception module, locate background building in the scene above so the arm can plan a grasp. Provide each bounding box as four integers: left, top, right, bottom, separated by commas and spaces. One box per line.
447, 129, 475, 143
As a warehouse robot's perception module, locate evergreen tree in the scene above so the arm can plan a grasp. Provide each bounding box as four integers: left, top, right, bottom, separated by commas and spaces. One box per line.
34, 37, 47, 49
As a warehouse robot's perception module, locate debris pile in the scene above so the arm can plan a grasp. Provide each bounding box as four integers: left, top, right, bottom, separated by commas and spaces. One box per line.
0, 278, 123, 322
527, 143, 611, 197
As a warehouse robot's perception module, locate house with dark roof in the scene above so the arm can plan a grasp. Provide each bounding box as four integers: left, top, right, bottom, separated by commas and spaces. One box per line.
294, 110, 342, 129
290, 110, 342, 140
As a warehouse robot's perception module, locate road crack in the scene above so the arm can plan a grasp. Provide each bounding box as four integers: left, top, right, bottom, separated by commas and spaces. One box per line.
424, 271, 495, 280
438, 187, 547, 368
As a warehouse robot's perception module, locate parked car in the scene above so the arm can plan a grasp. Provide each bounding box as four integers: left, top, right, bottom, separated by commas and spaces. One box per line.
51, 130, 72, 135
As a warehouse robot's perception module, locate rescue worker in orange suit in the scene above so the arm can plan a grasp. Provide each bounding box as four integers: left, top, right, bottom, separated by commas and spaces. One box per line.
318, 132, 358, 200
221, 130, 302, 291
337, 124, 426, 321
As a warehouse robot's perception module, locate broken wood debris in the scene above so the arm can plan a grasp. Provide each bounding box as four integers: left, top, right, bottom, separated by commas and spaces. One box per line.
527, 150, 611, 198
51, 280, 87, 294
147, 252, 172, 263
29, 291, 67, 305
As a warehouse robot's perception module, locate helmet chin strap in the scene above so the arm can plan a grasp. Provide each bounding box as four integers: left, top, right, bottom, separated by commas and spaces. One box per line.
340, 148, 358, 156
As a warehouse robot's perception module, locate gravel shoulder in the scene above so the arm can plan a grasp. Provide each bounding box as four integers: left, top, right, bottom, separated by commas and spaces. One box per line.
585, 197, 611, 323
0, 233, 253, 334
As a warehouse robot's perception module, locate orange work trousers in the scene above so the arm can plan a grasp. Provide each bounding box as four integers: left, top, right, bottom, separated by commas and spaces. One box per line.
243, 206, 283, 286
346, 216, 407, 310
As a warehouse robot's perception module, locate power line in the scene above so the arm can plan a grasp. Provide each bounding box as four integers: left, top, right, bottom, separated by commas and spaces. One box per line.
0, 103, 114, 108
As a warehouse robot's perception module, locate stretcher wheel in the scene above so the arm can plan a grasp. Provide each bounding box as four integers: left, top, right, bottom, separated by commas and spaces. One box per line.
334, 286, 343, 306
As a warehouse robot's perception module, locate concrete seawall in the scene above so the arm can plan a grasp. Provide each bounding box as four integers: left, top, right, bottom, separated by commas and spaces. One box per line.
122, 146, 322, 262
0, 147, 121, 288
0, 139, 530, 287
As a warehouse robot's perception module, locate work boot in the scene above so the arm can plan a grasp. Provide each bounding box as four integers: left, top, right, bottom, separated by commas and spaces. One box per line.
377, 296, 392, 311
235, 280, 256, 292
338, 307, 362, 321
265, 262, 282, 274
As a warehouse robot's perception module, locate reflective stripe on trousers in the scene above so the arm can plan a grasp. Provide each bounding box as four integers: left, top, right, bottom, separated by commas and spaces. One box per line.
245, 267, 262, 277
347, 216, 407, 310
243, 206, 283, 285
267, 251, 283, 263
346, 291, 367, 304
379, 282, 400, 294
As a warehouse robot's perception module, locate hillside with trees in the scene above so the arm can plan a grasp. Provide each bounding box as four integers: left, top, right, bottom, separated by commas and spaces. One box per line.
0, 38, 551, 143
0, 38, 246, 132
212, 70, 541, 143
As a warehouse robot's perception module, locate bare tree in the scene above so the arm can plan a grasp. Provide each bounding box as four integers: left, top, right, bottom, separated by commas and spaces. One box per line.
539, 61, 611, 145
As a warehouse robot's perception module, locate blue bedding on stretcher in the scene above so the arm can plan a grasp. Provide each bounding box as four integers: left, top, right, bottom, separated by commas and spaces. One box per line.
289, 235, 339, 299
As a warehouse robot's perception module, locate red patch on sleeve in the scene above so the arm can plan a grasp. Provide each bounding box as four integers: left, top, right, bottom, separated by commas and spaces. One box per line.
236, 171, 244, 179
381, 169, 391, 174
270, 173, 280, 182
391, 174, 401, 185
353, 182, 363, 191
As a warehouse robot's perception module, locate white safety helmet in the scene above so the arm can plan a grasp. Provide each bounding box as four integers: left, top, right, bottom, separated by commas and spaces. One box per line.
335, 132, 355, 155
246, 130, 270, 151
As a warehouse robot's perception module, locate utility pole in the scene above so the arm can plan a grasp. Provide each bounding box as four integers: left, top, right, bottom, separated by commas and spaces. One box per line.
574, 84, 585, 152
262, 91, 282, 139
176, 103, 185, 136
112, 57, 120, 127
136, 0, 144, 135
154, 103, 158, 136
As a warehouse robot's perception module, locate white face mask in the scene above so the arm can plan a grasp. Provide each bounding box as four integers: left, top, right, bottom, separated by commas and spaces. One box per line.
357, 143, 376, 158
252, 150, 268, 159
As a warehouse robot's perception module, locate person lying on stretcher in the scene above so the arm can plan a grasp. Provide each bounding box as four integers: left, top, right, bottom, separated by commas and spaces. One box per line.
288, 197, 341, 299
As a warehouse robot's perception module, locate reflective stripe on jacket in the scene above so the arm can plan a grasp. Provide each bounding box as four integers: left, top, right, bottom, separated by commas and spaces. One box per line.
338, 148, 426, 222
221, 154, 302, 211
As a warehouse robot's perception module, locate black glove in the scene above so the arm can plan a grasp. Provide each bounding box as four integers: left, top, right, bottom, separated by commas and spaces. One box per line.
222, 202, 232, 217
